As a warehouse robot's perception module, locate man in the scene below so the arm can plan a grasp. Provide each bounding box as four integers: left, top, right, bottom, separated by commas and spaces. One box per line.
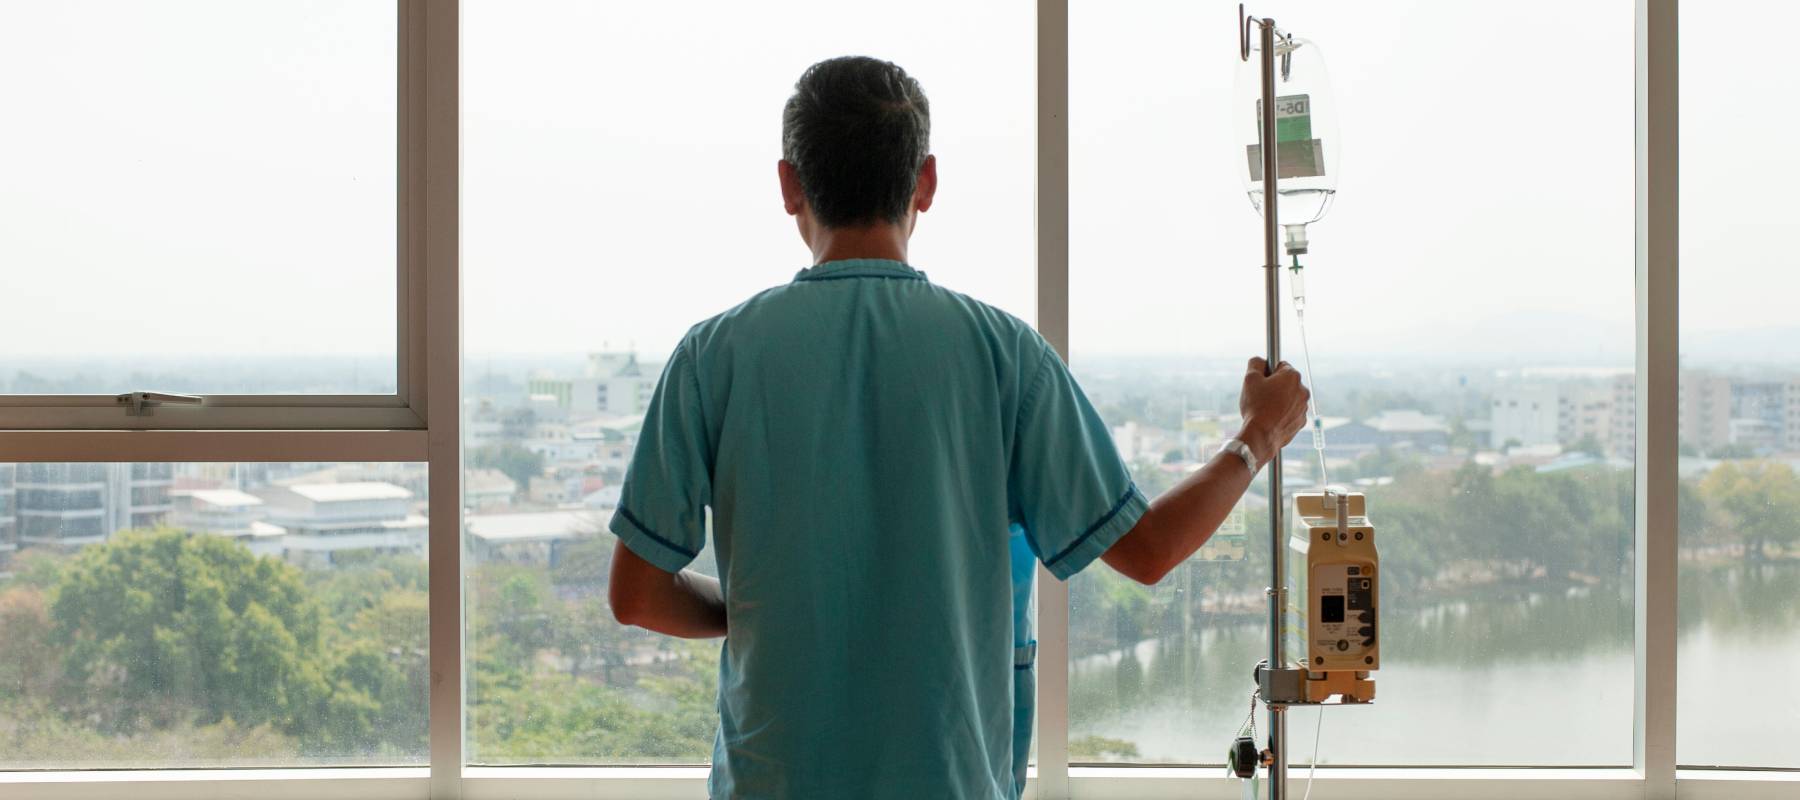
608, 56, 1310, 799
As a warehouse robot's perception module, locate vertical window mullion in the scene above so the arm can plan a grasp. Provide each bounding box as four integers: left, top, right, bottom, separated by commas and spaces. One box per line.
409, 0, 465, 796
1634, 0, 1678, 795
1035, 0, 1072, 797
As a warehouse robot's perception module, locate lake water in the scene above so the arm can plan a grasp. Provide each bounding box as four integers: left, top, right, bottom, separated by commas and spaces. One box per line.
1068, 562, 1800, 767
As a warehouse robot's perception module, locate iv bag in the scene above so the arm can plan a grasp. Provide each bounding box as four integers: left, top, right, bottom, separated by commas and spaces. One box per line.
1236, 35, 1340, 229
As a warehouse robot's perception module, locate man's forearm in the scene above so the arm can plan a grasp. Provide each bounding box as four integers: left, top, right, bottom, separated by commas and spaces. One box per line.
1101, 446, 1261, 585
640, 569, 728, 639
610, 541, 729, 638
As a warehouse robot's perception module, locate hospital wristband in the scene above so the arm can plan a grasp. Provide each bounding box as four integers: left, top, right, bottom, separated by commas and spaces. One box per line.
1218, 438, 1260, 474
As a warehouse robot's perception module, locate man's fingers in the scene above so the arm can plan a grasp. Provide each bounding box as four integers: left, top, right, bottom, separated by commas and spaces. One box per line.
1247, 357, 1268, 375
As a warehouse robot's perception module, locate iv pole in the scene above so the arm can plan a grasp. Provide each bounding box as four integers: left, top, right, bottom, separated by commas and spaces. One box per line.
1244, 8, 1288, 798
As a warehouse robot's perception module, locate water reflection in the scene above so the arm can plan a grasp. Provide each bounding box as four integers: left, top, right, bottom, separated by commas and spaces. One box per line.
1069, 562, 1799, 766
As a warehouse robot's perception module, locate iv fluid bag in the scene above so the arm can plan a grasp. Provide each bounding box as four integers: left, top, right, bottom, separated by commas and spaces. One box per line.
1237, 36, 1339, 228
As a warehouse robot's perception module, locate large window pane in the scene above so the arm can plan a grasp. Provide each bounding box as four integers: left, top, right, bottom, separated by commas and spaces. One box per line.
1068, 1, 1635, 765
1676, 3, 1800, 769
463, 0, 1032, 765
0, 2, 396, 395
0, 461, 428, 768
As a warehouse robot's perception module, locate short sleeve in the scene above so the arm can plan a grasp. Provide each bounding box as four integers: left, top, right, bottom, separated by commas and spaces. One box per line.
1009, 346, 1150, 581
609, 342, 711, 574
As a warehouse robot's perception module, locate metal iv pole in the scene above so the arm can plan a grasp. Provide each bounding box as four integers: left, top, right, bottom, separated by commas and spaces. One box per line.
1244, 8, 1288, 798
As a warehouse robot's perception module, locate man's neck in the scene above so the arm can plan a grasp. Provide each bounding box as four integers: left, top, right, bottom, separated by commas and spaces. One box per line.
808, 222, 910, 265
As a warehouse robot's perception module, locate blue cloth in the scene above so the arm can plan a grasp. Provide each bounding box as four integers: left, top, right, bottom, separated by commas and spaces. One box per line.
610, 258, 1147, 800
1008, 525, 1037, 799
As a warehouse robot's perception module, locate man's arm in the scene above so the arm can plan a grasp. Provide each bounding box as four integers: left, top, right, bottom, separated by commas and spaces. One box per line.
1102, 357, 1310, 585
609, 541, 728, 638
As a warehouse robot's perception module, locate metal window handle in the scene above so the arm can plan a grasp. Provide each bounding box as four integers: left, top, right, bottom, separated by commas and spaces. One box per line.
116, 391, 204, 417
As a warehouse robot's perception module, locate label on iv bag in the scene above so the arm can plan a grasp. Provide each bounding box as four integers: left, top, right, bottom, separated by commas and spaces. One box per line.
1247, 93, 1325, 181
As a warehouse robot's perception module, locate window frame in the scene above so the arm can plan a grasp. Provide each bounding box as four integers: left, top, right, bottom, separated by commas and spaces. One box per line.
0, 0, 429, 434
3, 0, 1797, 797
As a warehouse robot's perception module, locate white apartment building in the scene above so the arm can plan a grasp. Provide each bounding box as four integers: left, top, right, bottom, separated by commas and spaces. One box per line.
170, 489, 285, 558
526, 350, 656, 418
1490, 385, 1561, 449
257, 482, 428, 566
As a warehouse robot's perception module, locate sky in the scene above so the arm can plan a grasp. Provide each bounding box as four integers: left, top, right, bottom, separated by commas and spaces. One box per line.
2, 1, 1795, 384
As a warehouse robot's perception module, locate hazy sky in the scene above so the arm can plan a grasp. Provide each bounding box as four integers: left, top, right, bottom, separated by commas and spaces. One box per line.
2, 1, 1794, 378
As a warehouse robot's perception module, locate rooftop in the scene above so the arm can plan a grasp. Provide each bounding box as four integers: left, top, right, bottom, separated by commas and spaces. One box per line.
178, 489, 264, 508
287, 482, 412, 503
466, 510, 603, 543
1367, 409, 1450, 434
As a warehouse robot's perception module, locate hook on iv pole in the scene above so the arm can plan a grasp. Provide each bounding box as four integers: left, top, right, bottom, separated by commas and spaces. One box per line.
1239, 4, 1294, 79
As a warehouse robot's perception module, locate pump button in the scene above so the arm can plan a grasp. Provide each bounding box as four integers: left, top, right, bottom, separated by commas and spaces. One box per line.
1359, 611, 1374, 623
1358, 626, 1375, 638
1336, 639, 1350, 651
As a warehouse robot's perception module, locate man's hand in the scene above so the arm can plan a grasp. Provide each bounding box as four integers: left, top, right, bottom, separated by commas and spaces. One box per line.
1237, 357, 1311, 466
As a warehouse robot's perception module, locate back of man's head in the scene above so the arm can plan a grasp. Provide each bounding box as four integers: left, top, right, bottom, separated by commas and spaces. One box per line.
781, 56, 930, 229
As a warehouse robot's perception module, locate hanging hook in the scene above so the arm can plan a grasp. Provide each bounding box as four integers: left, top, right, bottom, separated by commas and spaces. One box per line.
1239, 4, 1262, 61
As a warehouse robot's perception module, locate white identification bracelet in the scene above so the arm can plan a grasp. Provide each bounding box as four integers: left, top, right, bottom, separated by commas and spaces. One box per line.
1219, 438, 1259, 474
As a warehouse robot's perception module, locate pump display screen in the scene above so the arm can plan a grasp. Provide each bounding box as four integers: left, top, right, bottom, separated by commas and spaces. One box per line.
1320, 594, 1346, 624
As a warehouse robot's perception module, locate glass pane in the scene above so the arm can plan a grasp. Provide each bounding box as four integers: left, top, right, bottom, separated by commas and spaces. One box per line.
463, 0, 1032, 765
1677, 2, 1800, 770
0, 462, 428, 768
0, 2, 396, 395
1068, 1, 1635, 765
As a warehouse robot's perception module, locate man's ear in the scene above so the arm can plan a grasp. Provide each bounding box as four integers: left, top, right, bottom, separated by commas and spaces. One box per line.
778, 159, 806, 216
913, 155, 937, 213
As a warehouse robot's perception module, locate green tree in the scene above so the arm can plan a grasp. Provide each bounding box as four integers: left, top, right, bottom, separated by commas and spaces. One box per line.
0, 587, 55, 697
469, 442, 546, 487
1698, 461, 1800, 560
49, 530, 332, 737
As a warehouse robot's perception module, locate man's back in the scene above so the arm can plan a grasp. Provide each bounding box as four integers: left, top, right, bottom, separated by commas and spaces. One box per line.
610, 258, 1146, 799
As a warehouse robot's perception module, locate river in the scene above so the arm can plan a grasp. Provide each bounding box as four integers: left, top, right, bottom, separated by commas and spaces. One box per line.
1068, 561, 1800, 767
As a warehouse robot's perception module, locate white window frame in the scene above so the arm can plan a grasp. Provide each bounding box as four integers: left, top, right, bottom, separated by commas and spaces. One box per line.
3, 0, 1799, 797
0, 0, 432, 435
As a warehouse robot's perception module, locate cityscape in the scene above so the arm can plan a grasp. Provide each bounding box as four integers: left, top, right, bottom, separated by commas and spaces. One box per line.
1, 352, 1796, 768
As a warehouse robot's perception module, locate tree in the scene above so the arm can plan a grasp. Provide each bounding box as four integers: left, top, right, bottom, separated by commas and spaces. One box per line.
470, 442, 546, 488
0, 588, 55, 697
1698, 461, 1800, 560
1569, 434, 1605, 458
49, 529, 333, 737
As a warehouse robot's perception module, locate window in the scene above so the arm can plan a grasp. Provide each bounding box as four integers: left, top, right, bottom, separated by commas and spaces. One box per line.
5, 0, 1793, 796
1676, 1, 1800, 770
0, 462, 428, 769
0, 2, 397, 397
461, 0, 1033, 763
1067, 0, 1635, 765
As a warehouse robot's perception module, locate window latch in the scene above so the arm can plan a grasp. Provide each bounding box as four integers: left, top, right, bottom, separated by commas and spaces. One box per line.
116, 391, 204, 417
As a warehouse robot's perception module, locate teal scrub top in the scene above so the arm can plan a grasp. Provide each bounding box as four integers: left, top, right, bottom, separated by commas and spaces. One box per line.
610, 258, 1148, 800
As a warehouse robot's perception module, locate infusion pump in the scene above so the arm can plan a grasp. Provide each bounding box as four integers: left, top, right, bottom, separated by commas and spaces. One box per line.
1286, 491, 1378, 703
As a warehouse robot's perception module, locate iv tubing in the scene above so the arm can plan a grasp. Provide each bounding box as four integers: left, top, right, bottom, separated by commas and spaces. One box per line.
1301, 708, 1325, 800
1290, 254, 1329, 488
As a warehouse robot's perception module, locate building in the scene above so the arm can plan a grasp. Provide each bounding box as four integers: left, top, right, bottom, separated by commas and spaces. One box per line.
0, 464, 15, 567
465, 468, 519, 511
1610, 373, 1637, 457
465, 509, 603, 565
1731, 380, 1788, 453
526, 350, 656, 418
1679, 371, 1733, 454
170, 489, 286, 557
1489, 385, 1561, 449
1788, 380, 1800, 452
14, 463, 172, 548
257, 482, 427, 566
1365, 409, 1451, 450
1557, 387, 1614, 451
